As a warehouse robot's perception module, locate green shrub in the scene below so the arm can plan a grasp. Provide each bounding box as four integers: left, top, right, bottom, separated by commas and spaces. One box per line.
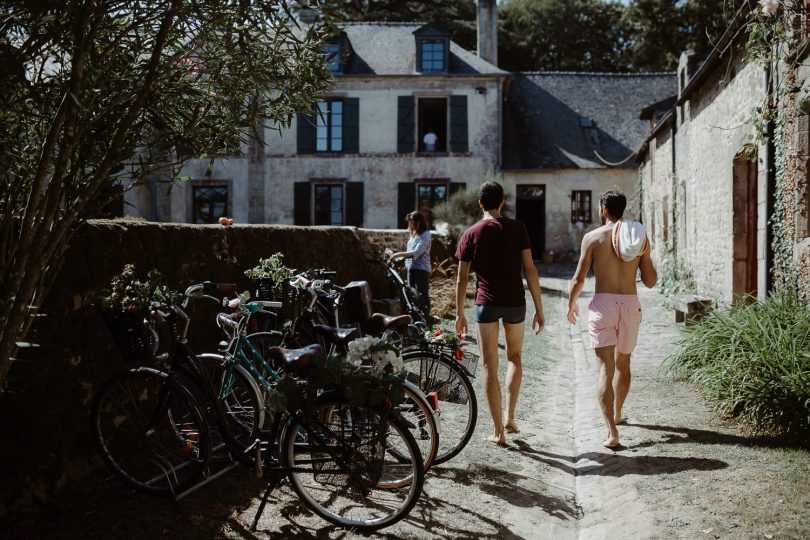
665, 290, 810, 437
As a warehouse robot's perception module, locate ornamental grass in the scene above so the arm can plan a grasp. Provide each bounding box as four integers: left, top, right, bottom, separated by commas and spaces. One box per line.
665, 290, 810, 437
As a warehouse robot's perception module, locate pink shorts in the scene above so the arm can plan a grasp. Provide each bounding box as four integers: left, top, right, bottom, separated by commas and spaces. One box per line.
588, 293, 642, 354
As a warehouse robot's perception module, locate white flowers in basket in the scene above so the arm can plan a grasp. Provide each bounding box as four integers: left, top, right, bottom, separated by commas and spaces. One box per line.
347, 336, 404, 374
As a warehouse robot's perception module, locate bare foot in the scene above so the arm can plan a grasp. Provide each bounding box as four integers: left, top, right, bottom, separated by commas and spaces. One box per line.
505, 423, 520, 434
614, 417, 627, 426
487, 433, 506, 445
602, 435, 620, 449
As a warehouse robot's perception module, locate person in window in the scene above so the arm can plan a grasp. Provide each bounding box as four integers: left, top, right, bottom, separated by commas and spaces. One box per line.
423, 127, 438, 152
386, 211, 432, 317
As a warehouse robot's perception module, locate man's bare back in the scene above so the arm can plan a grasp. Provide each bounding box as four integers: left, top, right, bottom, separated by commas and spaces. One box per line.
581, 224, 657, 294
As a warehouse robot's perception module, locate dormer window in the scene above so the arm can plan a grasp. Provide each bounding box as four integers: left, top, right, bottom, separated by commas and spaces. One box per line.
322, 42, 341, 75
420, 39, 446, 72
414, 24, 450, 74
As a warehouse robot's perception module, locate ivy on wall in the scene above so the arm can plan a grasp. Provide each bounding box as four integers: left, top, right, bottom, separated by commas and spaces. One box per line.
745, 0, 806, 293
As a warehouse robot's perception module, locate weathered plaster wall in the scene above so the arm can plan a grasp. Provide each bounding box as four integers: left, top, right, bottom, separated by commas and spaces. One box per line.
128, 77, 503, 229
503, 168, 638, 255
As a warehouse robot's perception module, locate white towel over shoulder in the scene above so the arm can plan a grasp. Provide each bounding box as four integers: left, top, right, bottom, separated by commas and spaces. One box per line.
612, 220, 648, 261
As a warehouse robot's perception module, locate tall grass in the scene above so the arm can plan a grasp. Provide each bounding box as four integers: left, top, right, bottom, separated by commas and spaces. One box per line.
665, 290, 810, 436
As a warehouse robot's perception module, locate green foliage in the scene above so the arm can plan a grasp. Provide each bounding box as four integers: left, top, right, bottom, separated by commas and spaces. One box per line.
499, 0, 630, 72
264, 353, 407, 414
96, 264, 180, 313
665, 290, 810, 436
431, 187, 481, 239
244, 253, 294, 298
656, 247, 696, 297
0, 1, 332, 390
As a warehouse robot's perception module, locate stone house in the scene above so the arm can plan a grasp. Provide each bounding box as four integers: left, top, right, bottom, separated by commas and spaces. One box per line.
126, 1, 676, 259
502, 72, 675, 259
637, 4, 810, 303
127, 7, 506, 230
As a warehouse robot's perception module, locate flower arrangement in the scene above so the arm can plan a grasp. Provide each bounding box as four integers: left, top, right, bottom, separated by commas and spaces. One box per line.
427, 324, 465, 360
346, 336, 405, 373
244, 253, 294, 299
97, 264, 179, 313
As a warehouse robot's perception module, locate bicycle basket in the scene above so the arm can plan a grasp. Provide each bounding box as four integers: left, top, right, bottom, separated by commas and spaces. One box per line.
343, 280, 373, 324
281, 281, 303, 322
310, 405, 386, 488
254, 278, 275, 300
101, 310, 155, 362
458, 349, 479, 378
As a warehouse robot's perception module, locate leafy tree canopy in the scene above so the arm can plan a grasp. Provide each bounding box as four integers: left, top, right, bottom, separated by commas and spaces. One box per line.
329, 0, 739, 72
0, 0, 332, 391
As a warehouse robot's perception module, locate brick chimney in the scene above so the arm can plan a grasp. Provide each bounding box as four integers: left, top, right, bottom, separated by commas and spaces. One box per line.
476, 0, 498, 66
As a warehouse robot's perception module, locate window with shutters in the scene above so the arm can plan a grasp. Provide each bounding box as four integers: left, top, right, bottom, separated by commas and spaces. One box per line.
571, 190, 592, 224
193, 186, 229, 224
316, 100, 343, 152
416, 180, 449, 227
418, 97, 447, 153
313, 183, 344, 225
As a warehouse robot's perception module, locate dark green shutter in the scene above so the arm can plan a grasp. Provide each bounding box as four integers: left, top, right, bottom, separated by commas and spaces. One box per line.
397, 96, 415, 153
397, 182, 416, 228
449, 182, 466, 197
343, 98, 359, 154
297, 113, 315, 154
449, 95, 468, 153
345, 182, 364, 227
294, 182, 311, 225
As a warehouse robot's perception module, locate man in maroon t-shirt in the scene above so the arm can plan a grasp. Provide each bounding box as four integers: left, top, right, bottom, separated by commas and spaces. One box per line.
455, 181, 545, 445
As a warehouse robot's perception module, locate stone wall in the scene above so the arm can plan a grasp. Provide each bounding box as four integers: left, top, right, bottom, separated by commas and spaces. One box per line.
641, 46, 768, 304
0, 221, 454, 516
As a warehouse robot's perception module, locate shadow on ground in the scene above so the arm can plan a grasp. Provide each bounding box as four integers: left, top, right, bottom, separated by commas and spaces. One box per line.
510, 440, 728, 477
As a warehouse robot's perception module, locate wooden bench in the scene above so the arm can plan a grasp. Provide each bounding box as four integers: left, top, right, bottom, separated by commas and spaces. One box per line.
673, 294, 713, 324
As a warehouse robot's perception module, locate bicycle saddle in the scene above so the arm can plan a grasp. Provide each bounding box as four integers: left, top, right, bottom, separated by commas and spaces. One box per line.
312, 324, 358, 345
361, 313, 413, 335
266, 344, 324, 373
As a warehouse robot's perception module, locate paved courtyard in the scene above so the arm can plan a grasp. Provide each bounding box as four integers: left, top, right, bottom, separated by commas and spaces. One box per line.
5, 265, 809, 539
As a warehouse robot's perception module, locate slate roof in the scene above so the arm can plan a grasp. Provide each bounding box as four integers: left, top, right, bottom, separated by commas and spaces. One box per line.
338, 22, 506, 76
503, 72, 676, 170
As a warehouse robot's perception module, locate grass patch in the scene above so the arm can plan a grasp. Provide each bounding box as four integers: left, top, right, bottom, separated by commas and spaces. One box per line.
665, 290, 810, 438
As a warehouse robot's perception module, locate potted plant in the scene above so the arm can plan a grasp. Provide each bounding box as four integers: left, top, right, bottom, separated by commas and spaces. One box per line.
244, 253, 294, 300
96, 264, 179, 361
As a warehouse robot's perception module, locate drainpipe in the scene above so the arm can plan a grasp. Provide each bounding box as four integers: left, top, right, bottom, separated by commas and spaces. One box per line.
765, 61, 776, 294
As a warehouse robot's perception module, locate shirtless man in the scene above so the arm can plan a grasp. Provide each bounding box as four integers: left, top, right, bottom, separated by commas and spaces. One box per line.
567, 190, 657, 449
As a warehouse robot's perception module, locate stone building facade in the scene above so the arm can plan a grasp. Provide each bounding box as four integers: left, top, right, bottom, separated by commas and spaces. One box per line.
638, 6, 810, 303
127, 20, 506, 230
125, 2, 676, 259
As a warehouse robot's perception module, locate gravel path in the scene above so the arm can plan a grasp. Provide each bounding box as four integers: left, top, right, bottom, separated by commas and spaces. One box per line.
5, 265, 809, 539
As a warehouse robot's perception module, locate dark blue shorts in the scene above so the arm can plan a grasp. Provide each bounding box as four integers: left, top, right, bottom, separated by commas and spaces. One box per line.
474, 304, 526, 324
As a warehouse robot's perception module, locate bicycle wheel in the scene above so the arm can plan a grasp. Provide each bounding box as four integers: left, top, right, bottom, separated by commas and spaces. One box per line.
91, 367, 210, 495
389, 382, 438, 473
282, 401, 424, 531
194, 354, 264, 458
401, 348, 477, 464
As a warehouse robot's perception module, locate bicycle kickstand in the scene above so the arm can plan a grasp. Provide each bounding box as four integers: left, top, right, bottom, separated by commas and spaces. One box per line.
250, 470, 283, 532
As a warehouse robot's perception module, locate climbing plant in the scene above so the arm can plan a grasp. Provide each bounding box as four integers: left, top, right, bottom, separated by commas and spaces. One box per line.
744, 0, 806, 293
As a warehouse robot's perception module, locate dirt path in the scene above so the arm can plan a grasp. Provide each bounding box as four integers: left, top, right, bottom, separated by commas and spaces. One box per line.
4, 265, 809, 539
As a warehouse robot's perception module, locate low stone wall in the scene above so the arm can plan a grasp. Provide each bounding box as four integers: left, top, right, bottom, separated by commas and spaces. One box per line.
0, 221, 455, 516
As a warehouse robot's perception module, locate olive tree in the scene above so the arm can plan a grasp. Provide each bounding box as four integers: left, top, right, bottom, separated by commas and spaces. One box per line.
0, 0, 333, 391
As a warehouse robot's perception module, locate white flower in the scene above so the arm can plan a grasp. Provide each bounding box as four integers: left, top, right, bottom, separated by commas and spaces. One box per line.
759, 0, 778, 17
